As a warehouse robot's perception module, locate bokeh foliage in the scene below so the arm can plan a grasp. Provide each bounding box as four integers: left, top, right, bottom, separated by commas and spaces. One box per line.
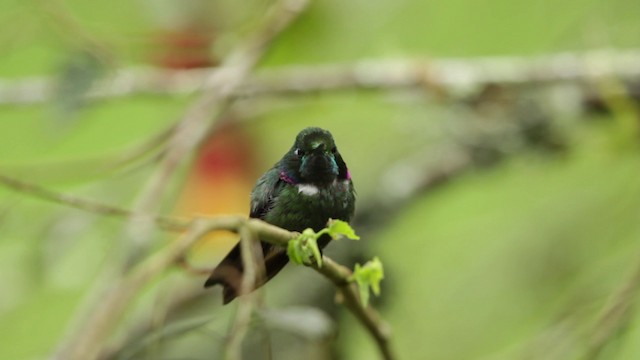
1, 0, 639, 359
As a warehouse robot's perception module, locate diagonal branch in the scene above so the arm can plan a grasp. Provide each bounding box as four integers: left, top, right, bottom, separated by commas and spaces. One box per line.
50, 1, 311, 359
125, 0, 311, 263
311, 257, 395, 360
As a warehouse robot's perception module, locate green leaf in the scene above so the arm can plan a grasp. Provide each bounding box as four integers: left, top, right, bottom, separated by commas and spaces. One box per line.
350, 257, 385, 306
327, 219, 360, 240
287, 228, 323, 267
286, 222, 360, 267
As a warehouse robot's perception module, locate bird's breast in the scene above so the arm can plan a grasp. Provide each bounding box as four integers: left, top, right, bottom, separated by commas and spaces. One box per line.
265, 180, 355, 233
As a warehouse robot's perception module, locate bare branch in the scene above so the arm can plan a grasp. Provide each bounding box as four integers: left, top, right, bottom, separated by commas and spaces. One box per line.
311, 257, 395, 360
224, 225, 264, 360
2, 49, 640, 105
0, 173, 191, 232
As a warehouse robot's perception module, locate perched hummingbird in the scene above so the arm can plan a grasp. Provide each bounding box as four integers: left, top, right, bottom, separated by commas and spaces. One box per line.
204, 127, 356, 304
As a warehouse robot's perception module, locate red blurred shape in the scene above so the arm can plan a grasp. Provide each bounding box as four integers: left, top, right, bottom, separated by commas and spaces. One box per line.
152, 29, 217, 69
174, 121, 258, 266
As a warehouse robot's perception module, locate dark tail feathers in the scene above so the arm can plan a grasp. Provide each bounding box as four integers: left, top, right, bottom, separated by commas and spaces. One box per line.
204, 242, 290, 305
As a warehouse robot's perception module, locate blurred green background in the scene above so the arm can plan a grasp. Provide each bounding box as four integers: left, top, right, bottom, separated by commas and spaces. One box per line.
1, 0, 639, 359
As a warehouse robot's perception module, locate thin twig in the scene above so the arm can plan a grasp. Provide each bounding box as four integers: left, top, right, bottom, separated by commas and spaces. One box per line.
0, 173, 191, 232
224, 225, 264, 360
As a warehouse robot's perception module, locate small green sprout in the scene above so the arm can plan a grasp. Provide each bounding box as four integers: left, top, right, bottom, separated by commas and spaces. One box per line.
350, 257, 384, 307
287, 219, 360, 267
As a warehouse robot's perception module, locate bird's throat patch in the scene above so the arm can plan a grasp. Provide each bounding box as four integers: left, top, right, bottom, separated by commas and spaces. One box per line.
297, 183, 319, 196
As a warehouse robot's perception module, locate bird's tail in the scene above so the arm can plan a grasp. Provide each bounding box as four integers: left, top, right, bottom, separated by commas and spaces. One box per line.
204, 242, 290, 304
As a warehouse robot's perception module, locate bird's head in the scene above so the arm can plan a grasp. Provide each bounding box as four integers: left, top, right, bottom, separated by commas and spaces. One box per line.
282, 127, 349, 185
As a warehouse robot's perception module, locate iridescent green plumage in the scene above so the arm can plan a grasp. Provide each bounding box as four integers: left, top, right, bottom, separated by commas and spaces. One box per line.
205, 127, 356, 304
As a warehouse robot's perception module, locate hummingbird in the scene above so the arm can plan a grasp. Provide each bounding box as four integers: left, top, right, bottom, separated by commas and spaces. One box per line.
204, 127, 356, 304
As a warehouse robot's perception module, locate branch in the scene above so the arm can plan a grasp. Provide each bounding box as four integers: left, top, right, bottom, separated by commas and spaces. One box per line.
237, 220, 395, 359
225, 220, 395, 360
209, 218, 398, 360
224, 225, 265, 360
33, 212, 392, 360
311, 257, 395, 360
2, 49, 640, 105
0, 173, 191, 232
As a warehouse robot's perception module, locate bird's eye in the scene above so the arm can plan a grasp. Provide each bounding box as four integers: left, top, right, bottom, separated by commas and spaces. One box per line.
294, 148, 304, 157
330, 147, 337, 154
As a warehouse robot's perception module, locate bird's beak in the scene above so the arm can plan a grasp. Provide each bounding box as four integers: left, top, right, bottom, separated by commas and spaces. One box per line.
311, 142, 326, 154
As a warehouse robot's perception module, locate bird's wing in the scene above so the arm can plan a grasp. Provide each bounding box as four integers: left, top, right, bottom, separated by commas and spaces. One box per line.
249, 166, 284, 220
205, 165, 289, 304
249, 165, 292, 282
